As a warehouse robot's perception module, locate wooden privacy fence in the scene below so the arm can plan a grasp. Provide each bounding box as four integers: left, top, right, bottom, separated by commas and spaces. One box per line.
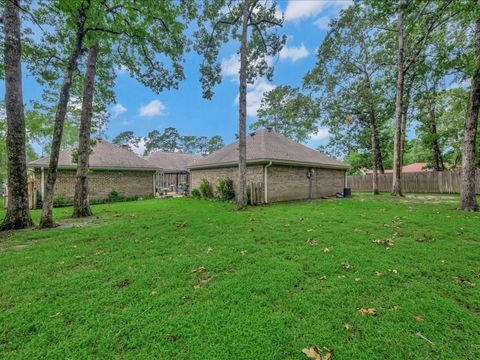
248, 182, 264, 205
347, 170, 480, 194
3, 178, 36, 209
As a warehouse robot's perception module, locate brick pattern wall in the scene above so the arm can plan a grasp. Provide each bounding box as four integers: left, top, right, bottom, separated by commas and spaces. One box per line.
34, 168, 154, 199
191, 164, 345, 203
267, 166, 345, 202
190, 166, 264, 196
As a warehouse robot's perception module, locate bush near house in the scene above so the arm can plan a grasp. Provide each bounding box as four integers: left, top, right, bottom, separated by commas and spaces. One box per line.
190, 188, 201, 199
216, 177, 235, 201
199, 178, 213, 199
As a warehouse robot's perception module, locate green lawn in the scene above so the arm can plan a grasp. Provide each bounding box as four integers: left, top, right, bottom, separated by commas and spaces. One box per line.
0, 195, 479, 359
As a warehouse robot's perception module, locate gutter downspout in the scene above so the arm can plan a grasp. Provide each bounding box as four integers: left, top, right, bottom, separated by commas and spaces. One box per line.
264, 161, 272, 203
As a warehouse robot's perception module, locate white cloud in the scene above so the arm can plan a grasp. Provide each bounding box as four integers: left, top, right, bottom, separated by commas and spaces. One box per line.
310, 128, 330, 141
222, 53, 274, 79
138, 100, 167, 117
279, 43, 309, 62
115, 64, 128, 74
235, 79, 276, 118
221, 54, 240, 78
111, 103, 127, 118
314, 16, 332, 30
284, 0, 352, 22
131, 138, 146, 156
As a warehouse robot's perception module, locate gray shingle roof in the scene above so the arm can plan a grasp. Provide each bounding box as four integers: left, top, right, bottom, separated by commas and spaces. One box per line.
189, 129, 349, 170
145, 151, 200, 172
28, 139, 158, 171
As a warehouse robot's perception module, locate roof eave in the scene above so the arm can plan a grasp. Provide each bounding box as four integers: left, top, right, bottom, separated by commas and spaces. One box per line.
28, 164, 162, 172
188, 158, 350, 170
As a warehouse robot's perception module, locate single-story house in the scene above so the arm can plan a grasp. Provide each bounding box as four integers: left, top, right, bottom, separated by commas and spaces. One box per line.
145, 151, 200, 193
28, 138, 160, 204
188, 129, 350, 203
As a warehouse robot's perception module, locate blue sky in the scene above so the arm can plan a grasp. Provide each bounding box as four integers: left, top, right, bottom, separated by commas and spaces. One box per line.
3, 0, 352, 155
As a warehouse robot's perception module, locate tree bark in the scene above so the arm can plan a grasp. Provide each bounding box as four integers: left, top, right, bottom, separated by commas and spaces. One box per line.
392, 1, 406, 196
0, 0, 34, 231
73, 43, 99, 218
459, 4, 480, 211
39, 28, 85, 228
427, 99, 444, 171
236, 0, 249, 210
369, 111, 381, 195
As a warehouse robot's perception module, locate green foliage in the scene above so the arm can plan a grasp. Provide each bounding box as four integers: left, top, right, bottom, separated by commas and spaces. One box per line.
251, 86, 319, 143
216, 178, 235, 201
112, 131, 141, 151
1, 196, 479, 358
199, 178, 213, 199
207, 135, 224, 154
194, 0, 286, 99
190, 188, 201, 199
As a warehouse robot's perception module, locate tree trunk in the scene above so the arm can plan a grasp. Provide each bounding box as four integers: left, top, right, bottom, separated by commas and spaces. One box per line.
236, 0, 249, 210
0, 0, 34, 231
459, 5, 480, 211
392, 1, 406, 196
39, 29, 84, 228
73, 43, 99, 218
369, 111, 381, 195
427, 99, 444, 171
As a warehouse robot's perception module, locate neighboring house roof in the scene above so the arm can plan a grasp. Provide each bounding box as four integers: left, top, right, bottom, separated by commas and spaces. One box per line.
145, 151, 201, 172
28, 139, 159, 171
364, 162, 430, 175
189, 129, 349, 170
402, 162, 428, 172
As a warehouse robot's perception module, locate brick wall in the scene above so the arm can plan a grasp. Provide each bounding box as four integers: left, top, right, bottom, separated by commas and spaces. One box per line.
34, 168, 155, 199
267, 166, 345, 202
191, 164, 345, 203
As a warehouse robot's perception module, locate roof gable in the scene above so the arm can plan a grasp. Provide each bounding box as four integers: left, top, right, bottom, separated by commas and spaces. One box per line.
190, 129, 349, 169
145, 151, 200, 172
29, 139, 158, 171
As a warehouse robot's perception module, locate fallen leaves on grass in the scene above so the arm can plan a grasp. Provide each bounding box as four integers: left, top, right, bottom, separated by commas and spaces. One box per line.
193, 275, 215, 289
307, 238, 317, 246
307, 229, 314, 232
319, 275, 327, 280
355, 277, 361, 282
174, 221, 187, 228
416, 234, 435, 243
240, 250, 248, 256
50, 312, 62, 318
207, 247, 213, 254
372, 238, 395, 247
323, 247, 331, 253
374, 271, 383, 277
472, 271, 480, 278
453, 276, 475, 288
358, 307, 377, 316
302, 346, 333, 360
388, 269, 398, 274
352, 227, 361, 232
414, 315, 424, 322
343, 323, 359, 338
341, 261, 353, 270
191, 266, 206, 273
392, 305, 401, 311
115, 279, 130, 289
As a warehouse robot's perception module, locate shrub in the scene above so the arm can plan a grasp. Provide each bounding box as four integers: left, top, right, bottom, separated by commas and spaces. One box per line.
106, 190, 123, 202
216, 178, 235, 201
191, 188, 201, 199
199, 178, 213, 198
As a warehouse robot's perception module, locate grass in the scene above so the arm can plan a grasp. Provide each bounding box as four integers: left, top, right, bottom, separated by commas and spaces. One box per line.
0, 194, 479, 359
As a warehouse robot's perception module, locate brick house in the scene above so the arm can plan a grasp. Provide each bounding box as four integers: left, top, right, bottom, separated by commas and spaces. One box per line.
145, 151, 200, 193
28, 139, 160, 205
188, 129, 349, 203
